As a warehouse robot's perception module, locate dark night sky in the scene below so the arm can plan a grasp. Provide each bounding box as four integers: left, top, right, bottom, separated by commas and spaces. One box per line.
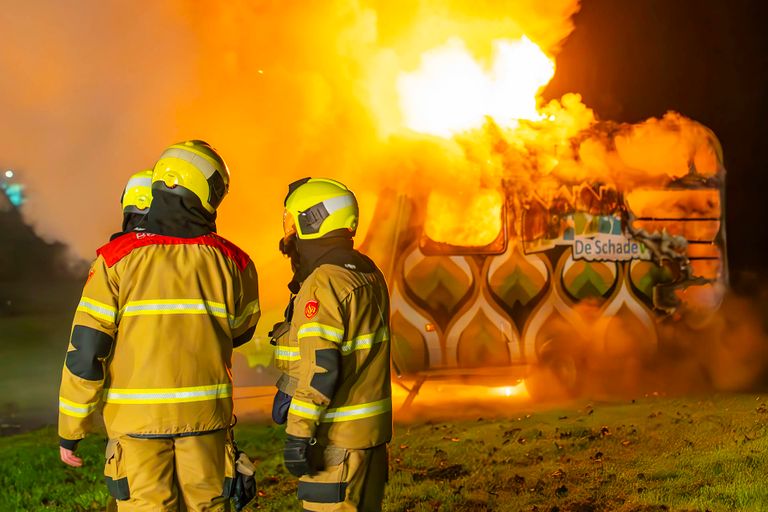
544, 0, 768, 284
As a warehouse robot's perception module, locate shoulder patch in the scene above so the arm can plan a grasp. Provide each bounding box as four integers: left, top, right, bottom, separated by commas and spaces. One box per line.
85, 267, 95, 285
96, 232, 252, 270
304, 300, 319, 319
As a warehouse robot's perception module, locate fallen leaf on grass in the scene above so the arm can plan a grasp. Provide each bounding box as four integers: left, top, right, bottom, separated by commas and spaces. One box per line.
528, 478, 545, 494
525, 452, 544, 463
413, 463, 469, 482
551, 468, 566, 480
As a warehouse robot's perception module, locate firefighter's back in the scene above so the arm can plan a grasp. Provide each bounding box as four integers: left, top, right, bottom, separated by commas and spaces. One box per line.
97, 231, 257, 438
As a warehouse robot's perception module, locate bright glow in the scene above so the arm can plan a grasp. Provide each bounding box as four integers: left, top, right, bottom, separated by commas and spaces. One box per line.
4, 170, 13, 178
490, 382, 528, 398
390, 381, 531, 408
398, 36, 555, 137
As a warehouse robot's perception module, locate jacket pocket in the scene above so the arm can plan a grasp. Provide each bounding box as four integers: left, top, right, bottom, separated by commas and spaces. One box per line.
297, 447, 349, 504
104, 439, 130, 500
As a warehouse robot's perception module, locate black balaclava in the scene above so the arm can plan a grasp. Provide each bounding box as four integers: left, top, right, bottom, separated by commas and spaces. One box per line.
280, 229, 376, 293
109, 212, 147, 240
122, 212, 146, 233
143, 184, 217, 238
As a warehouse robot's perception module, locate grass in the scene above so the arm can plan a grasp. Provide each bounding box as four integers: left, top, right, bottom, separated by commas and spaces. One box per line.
3, 393, 768, 511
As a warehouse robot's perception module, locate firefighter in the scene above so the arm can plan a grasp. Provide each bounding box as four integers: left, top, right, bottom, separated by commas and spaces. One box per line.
280, 177, 392, 511
58, 140, 260, 511
269, 233, 301, 425
112, 168, 153, 240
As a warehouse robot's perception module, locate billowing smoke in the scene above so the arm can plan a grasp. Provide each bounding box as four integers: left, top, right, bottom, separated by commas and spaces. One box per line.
0, 0, 580, 310
3, 1, 766, 398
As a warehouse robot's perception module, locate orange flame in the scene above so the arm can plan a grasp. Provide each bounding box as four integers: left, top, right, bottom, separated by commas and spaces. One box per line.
424, 188, 503, 247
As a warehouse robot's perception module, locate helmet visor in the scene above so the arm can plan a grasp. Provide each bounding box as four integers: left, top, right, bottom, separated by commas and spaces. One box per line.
283, 209, 297, 239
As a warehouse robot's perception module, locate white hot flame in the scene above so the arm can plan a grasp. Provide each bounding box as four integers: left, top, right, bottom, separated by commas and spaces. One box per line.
397, 36, 555, 137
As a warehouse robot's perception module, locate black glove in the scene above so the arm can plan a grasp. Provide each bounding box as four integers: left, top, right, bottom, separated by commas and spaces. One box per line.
284, 434, 313, 477
59, 437, 80, 450
232, 450, 257, 511
272, 390, 292, 425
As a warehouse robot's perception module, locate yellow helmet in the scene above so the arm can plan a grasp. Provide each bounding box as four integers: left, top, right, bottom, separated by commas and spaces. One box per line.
121, 169, 153, 214
152, 140, 229, 213
284, 177, 358, 240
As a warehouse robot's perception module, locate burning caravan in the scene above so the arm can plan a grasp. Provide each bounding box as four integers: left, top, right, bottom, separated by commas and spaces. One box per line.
360, 122, 726, 405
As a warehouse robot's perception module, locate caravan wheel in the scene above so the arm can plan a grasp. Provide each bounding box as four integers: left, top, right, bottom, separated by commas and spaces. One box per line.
525, 350, 583, 401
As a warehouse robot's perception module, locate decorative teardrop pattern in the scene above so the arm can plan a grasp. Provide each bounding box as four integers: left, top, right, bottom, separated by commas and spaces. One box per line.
383, 182, 724, 374
401, 246, 474, 331
446, 284, 519, 368
487, 241, 549, 309
390, 281, 442, 370
561, 256, 618, 303
595, 266, 658, 357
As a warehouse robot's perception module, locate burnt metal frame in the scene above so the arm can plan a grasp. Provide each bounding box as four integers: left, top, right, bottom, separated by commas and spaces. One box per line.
393, 365, 530, 412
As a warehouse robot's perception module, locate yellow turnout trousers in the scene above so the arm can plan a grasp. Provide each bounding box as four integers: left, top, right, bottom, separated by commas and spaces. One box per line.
299, 443, 388, 512
104, 430, 233, 512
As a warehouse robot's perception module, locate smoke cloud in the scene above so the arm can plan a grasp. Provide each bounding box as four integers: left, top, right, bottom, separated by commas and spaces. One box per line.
0, 0, 580, 313
3, 0, 766, 399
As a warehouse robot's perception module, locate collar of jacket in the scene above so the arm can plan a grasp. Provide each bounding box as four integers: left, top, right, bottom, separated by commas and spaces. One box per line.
143, 189, 217, 238
109, 213, 146, 241
292, 234, 375, 288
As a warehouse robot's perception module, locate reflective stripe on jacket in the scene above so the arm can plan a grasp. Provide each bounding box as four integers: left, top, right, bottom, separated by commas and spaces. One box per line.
272, 300, 301, 389
58, 232, 260, 441
285, 263, 392, 449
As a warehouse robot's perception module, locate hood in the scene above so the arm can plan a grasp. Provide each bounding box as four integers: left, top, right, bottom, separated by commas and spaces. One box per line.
286, 232, 375, 292
143, 188, 217, 238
